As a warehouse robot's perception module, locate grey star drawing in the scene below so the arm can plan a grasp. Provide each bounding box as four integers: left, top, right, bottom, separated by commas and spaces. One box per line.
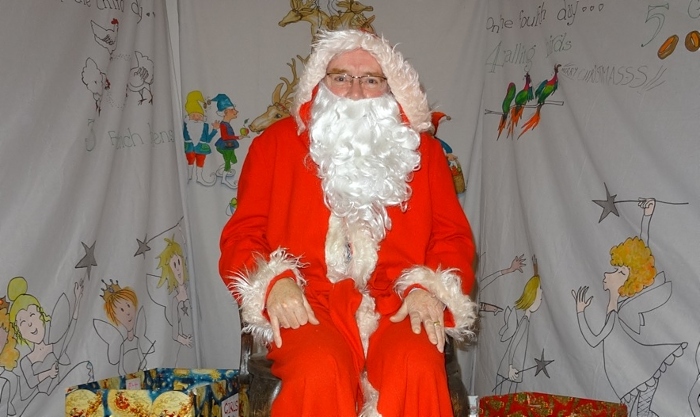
592, 183, 619, 223
533, 349, 554, 377
75, 241, 97, 279
134, 235, 151, 258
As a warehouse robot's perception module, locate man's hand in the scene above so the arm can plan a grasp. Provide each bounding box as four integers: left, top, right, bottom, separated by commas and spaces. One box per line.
266, 278, 319, 348
389, 289, 446, 353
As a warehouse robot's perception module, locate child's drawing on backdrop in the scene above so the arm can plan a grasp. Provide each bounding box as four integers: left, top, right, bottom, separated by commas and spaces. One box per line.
93, 281, 154, 377
486, 65, 564, 140
90, 19, 119, 60
212, 93, 250, 189
495, 256, 550, 394
505, 72, 533, 139
0, 297, 24, 416
478, 254, 527, 317
7, 277, 93, 416
126, 51, 154, 105
183, 90, 217, 186
572, 197, 687, 416
147, 237, 193, 366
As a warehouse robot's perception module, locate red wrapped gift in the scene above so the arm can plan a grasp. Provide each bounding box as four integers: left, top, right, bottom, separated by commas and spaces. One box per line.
479, 392, 627, 417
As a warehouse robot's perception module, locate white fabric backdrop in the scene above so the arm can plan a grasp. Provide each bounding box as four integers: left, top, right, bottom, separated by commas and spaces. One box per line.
1, 1, 699, 416
0, 1, 197, 416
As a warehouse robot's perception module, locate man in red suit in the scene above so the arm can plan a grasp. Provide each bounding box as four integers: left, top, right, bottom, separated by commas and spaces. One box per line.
219, 29, 477, 417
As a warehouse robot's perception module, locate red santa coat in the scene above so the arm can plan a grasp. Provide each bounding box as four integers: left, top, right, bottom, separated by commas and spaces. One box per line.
220, 113, 475, 333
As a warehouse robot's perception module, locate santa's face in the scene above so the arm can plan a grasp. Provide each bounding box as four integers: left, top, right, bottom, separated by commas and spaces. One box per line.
308, 83, 420, 239
324, 49, 388, 100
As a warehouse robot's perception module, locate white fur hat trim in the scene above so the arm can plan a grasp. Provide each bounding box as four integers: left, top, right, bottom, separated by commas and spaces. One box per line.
293, 29, 431, 133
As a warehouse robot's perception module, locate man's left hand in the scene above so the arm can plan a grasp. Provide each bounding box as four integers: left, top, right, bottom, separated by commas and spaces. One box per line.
390, 289, 446, 353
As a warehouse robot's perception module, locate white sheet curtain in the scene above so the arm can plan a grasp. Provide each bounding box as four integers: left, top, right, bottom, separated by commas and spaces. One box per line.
1, 1, 699, 416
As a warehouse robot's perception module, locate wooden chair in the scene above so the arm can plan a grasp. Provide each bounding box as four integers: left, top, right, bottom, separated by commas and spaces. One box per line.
237, 320, 470, 417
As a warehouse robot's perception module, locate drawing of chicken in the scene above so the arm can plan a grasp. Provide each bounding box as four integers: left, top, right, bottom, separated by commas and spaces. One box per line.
81, 58, 110, 114
91, 18, 119, 59
519, 64, 561, 138
127, 51, 154, 105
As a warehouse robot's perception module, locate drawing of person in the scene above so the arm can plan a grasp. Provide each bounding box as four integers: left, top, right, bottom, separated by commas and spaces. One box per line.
495, 256, 543, 394
478, 254, 526, 316
155, 237, 193, 362
7, 277, 93, 414
212, 93, 247, 189
183, 90, 217, 186
94, 281, 154, 376
0, 297, 24, 417
572, 199, 685, 416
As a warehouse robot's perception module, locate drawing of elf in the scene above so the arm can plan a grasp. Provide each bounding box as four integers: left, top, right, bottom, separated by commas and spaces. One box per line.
7, 277, 93, 412
572, 198, 686, 416
93, 281, 154, 376
495, 256, 543, 394
183, 90, 217, 186
212, 93, 248, 189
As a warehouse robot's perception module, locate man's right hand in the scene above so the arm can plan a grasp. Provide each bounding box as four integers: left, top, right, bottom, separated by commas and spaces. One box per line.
265, 278, 319, 348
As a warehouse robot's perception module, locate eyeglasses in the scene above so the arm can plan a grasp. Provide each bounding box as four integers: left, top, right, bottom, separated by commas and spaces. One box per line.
325, 73, 387, 91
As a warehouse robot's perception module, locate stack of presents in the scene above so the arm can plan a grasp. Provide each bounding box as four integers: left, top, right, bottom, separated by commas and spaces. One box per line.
65, 368, 239, 417
478, 392, 627, 417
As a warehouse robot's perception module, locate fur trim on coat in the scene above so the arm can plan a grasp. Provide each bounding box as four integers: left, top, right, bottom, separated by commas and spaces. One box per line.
395, 266, 478, 342
228, 248, 306, 345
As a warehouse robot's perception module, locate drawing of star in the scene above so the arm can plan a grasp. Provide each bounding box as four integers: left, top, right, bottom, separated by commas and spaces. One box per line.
592, 183, 619, 223
533, 349, 554, 378
134, 235, 151, 258
75, 241, 97, 279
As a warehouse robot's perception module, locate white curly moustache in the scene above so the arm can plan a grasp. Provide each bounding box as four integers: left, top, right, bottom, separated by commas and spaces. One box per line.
309, 84, 421, 241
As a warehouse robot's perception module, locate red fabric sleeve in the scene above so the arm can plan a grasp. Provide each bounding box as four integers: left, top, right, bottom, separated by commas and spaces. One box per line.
219, 131, 274, 296
422, 135, 476, 295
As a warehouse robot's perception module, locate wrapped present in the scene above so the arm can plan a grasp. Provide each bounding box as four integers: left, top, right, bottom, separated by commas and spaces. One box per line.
65, 368, 239, 417
479, 392, 627, 417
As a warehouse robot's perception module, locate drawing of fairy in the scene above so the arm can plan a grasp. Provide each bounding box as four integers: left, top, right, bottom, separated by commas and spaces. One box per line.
7, 277, 93, 415
572, 198, 686, 416
93, 281, 154, 376
0, 296, 25, 417
495, 256, 543, 394
147, 237, 193, 365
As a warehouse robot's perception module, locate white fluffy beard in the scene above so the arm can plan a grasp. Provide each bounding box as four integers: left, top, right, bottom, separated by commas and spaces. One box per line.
309, 84, 421, 241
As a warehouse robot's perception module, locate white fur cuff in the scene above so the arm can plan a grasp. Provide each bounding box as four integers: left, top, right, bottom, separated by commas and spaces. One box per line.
227, 248, 306, 345
395, 266, 478, 342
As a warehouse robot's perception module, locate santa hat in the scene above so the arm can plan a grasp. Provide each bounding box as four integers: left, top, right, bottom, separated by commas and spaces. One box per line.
430, 111, 452, 136
292, 29, 431, 133
184, 90, 206, 115
211, 93, 235, 113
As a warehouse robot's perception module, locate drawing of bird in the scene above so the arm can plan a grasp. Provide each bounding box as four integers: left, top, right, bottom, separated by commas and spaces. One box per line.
81, 58, 110, 114
507, 73, 534, 138
127, 51, 154, 105
497, 82, 516, 139
519, 64, 561, 138
91, 18, 119, 59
